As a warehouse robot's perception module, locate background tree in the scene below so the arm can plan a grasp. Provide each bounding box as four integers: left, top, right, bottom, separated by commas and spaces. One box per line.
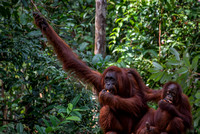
95, 0, 107, 57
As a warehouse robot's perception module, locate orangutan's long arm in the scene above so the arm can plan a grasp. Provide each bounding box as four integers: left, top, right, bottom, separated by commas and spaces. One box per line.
33, 12, 102, 91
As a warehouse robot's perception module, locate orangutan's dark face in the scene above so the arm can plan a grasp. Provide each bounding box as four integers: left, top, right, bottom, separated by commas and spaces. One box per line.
164, 84, 177, 104
104, 71, 117, 94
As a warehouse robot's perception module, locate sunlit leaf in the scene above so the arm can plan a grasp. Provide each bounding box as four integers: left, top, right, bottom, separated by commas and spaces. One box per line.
152, 62, 163, 70
149, 72, 164, 82
144, 49, 158, 57
66, 116, 81, 121
177, 67, 188, 75
45, 127, 53, 133
183, 51, 190, 67
191, 55, 200, 71
71, 111, 82, 118
148, 68, 160, 73
67, 103, 73, 114
160, 72, 172, 83
71, 95, 81, 107
169, 47, 180, 61
166, 58, 181, 66
155, 71, 164, 82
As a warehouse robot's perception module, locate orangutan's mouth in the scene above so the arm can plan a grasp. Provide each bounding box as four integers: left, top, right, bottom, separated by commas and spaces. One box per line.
105, 88, 117, 95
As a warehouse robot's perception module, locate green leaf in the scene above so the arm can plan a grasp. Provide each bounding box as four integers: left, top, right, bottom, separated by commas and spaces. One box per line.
130, 19, 134, 25
60, 120, 70, 125
68, 103, 73, 111
183, 51, 190, 67
194, 114, 200, 128
43, 119, 50, 127
35, 125, 46, 134
195, 91, 200, 99
160, 72, 172, 83
149, 73, 159, 80
71, 111, 82, 118
119, 22, 123, 27
191, 55, 200, 71
166, 58, 181, 66
104, 55, 111, 62
149, 72, 164, 82
60, 113, 65, 118
92, 54, 103, 65
50, 116, 59, 127
27, 31, 41, 37
78, 106, 90, 111
152, 62, 163, 70
79, 42, 89, 51
155, 71, 165, 82
0, 125, 8, 132
148, 68, 160, 73
16, 123, 24, 133
169, 47, 180, 60
66, 116, 81, 121
177, 72, 188, 80
165, 0, 171, 10
20, 13, 27, 25
56, 105, 67, 113
71, 95, 81, 107
116, 18, 123, 23
134, 26, 139, 33
144, 49, 158, 57
45, 127, 54, 133
177, 67, 188, 75
170, 0, 175, 8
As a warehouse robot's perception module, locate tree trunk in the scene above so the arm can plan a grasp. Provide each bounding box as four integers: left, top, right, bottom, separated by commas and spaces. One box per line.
95, 0, 107, 57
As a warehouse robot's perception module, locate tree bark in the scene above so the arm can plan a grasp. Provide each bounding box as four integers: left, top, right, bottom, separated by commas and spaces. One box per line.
95, 0, 107, 57
159, 21, 161, 57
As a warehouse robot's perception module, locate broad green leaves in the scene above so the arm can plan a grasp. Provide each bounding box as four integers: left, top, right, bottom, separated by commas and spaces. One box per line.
149, 48, 199, 92
169, 47, 180, 61
35, 96, 89, 134
192, 55, 200, 71
152, 62, 163, 70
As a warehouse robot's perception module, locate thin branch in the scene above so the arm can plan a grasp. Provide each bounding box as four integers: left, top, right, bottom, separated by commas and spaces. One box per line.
31, 0, 41, 13
159, 6, 163, 57
159, 21, 161, 57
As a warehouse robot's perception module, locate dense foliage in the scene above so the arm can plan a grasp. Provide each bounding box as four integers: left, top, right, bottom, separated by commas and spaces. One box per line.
0, 0, 199, 133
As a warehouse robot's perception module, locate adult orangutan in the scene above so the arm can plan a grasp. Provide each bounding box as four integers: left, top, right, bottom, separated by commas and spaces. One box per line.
136, 82, 192, 134
33, 12, 151, 134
